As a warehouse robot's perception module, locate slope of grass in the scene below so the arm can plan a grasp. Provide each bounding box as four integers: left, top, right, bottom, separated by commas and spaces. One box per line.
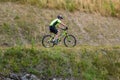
0, 46, 120, 79
0, 2, 120, 46
0, 1, 120, 80
0, 0, 120, 17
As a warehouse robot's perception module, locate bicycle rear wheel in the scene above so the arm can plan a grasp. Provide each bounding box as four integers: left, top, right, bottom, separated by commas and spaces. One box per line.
42, 35, 54, 48
64, 35, 76, 47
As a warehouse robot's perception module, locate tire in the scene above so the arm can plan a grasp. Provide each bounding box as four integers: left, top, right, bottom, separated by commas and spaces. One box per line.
42, 35, 54, 48
64, 35, 76, 47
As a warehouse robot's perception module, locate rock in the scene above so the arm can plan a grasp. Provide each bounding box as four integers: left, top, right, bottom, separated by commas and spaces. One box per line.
9, 73, 21, 80
0, 73, 40, 80
0, 73, 5, 80
5, 78, 13, 80
21, 74, 40, 80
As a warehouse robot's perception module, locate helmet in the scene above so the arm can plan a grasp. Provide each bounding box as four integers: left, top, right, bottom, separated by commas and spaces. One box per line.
57, 15, 63, 19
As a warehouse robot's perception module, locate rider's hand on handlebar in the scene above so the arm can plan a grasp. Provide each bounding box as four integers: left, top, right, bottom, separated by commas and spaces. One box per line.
61, 27, 68, 30
65, 27, 68, 30
63, 27, 68, 30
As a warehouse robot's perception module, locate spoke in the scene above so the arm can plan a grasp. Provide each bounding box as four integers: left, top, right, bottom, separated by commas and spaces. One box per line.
42, 35, 54, 48
64, 35, 76, 47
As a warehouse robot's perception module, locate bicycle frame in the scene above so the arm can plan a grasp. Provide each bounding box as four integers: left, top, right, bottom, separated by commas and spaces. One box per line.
49, 30, 68, 43
59, 30, 68, 40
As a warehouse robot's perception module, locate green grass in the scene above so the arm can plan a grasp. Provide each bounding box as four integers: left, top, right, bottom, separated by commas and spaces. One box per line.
0, 2, 120, 79
0, 46, 120, 79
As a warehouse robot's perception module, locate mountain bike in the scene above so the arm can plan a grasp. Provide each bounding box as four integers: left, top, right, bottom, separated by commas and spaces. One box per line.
42, 28, 76, 48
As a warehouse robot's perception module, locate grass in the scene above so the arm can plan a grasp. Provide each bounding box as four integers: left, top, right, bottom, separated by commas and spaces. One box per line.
0, 2, 120, 46
0, 1, 119, 79
0, 46, 120, 79
0, 0, 120, 17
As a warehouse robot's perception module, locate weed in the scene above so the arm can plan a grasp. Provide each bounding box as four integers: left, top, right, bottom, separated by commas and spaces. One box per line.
0, 46, 120, 79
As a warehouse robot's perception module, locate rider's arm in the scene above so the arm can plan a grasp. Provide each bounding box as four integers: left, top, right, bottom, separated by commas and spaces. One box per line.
60, 22, 67, 27
58, 19, 67, 29
60, 22, 68, 30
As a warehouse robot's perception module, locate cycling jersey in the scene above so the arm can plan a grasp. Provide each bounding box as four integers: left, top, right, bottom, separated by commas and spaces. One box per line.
50, 18, 61, 27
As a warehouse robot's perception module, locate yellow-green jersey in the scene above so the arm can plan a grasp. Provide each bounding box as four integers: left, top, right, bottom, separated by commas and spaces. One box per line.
50, 18, 61, 27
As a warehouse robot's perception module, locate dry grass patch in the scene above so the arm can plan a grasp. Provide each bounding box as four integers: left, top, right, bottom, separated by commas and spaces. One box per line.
0, 0, 120, 17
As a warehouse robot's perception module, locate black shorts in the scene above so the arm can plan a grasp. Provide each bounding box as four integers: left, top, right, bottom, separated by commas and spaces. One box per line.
49, 26, 58, 34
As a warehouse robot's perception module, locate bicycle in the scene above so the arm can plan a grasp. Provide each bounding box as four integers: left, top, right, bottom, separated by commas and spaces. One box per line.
42, 28, 76, 48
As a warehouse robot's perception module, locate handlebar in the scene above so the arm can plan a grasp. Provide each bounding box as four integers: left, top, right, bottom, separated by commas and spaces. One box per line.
61, 27, 68, 31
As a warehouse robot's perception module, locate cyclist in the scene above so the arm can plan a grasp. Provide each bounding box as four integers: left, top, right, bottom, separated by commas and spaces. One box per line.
49, 15, 68, 44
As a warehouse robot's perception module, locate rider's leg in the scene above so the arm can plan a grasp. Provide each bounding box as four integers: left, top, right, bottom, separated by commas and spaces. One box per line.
49, 26, 59, 43
53, 30, 59, 41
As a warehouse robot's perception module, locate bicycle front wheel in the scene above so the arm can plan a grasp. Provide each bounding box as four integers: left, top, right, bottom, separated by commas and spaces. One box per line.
42, 35, 54, 48
64, 35, 76, 47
